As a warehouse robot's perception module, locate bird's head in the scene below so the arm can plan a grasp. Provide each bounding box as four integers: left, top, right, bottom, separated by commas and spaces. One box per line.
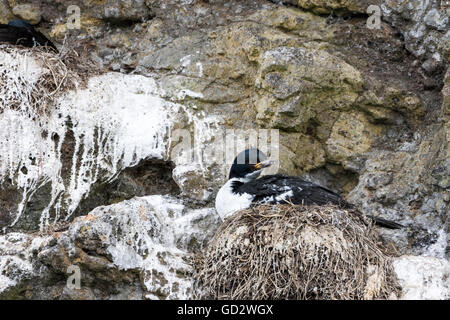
228, 148, 272, 182
8, 20, 34, 32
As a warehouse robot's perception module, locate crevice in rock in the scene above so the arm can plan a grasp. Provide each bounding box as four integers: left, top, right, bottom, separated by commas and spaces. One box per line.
304, 162, 360, 196
103, 18, 154, 28
0, 179, 21, 231
71, 158, 180, 219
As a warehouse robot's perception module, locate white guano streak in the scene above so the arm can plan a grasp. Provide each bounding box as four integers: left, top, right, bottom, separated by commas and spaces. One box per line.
0, 53, 219, 229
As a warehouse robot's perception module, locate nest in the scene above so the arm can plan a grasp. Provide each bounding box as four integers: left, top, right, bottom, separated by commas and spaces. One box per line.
193, 204, 400, 300
0, 40, 102, 117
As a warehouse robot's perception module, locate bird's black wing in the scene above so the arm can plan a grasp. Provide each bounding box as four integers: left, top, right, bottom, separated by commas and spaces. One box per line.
236, 174, 403, 229
29, 29, 58, 51
0, 24, 33, 47
0, 24, 58, 52
235, 174, 350, 207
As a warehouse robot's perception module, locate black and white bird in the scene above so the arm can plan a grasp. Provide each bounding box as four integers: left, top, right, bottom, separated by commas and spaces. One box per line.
0, 20, 58, 52
215, 148, 403, 229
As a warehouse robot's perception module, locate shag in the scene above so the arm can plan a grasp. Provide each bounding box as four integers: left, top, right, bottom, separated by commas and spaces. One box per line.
215, 148, 404, 229
0, 20, 58, 52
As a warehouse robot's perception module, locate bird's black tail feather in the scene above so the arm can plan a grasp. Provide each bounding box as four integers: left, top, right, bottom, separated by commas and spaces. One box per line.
340, 201, 404, 230
367, 215, 404, 229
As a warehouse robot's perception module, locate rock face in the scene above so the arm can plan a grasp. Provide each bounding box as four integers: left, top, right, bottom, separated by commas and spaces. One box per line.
393, 255, 450, 300
0, 50, 221, 231
381, 0, 449, 67
281, 0, 379, 14
11, 3, 41, 24
0, 0, 13, 24
0, 0, 448, 299
0, 196, 220, 299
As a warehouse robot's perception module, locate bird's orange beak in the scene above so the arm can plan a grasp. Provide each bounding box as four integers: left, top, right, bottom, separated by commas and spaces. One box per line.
254, 160, 272, 170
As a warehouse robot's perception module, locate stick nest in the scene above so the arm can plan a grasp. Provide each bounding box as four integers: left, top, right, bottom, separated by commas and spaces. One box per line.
0, 41, 103, 117
192, 204, 400, 300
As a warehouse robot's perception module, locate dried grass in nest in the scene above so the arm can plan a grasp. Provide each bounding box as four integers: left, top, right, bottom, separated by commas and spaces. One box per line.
0, 40, 103, 117
57, 37, 103, 83
193, 204, 401, 300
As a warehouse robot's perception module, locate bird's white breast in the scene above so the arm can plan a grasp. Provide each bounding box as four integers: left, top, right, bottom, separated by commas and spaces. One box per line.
215, 179, 254, 220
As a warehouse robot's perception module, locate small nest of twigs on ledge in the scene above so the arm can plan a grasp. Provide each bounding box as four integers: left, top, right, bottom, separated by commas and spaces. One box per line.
0, 41, 102, 117
192, 204, 400, 300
